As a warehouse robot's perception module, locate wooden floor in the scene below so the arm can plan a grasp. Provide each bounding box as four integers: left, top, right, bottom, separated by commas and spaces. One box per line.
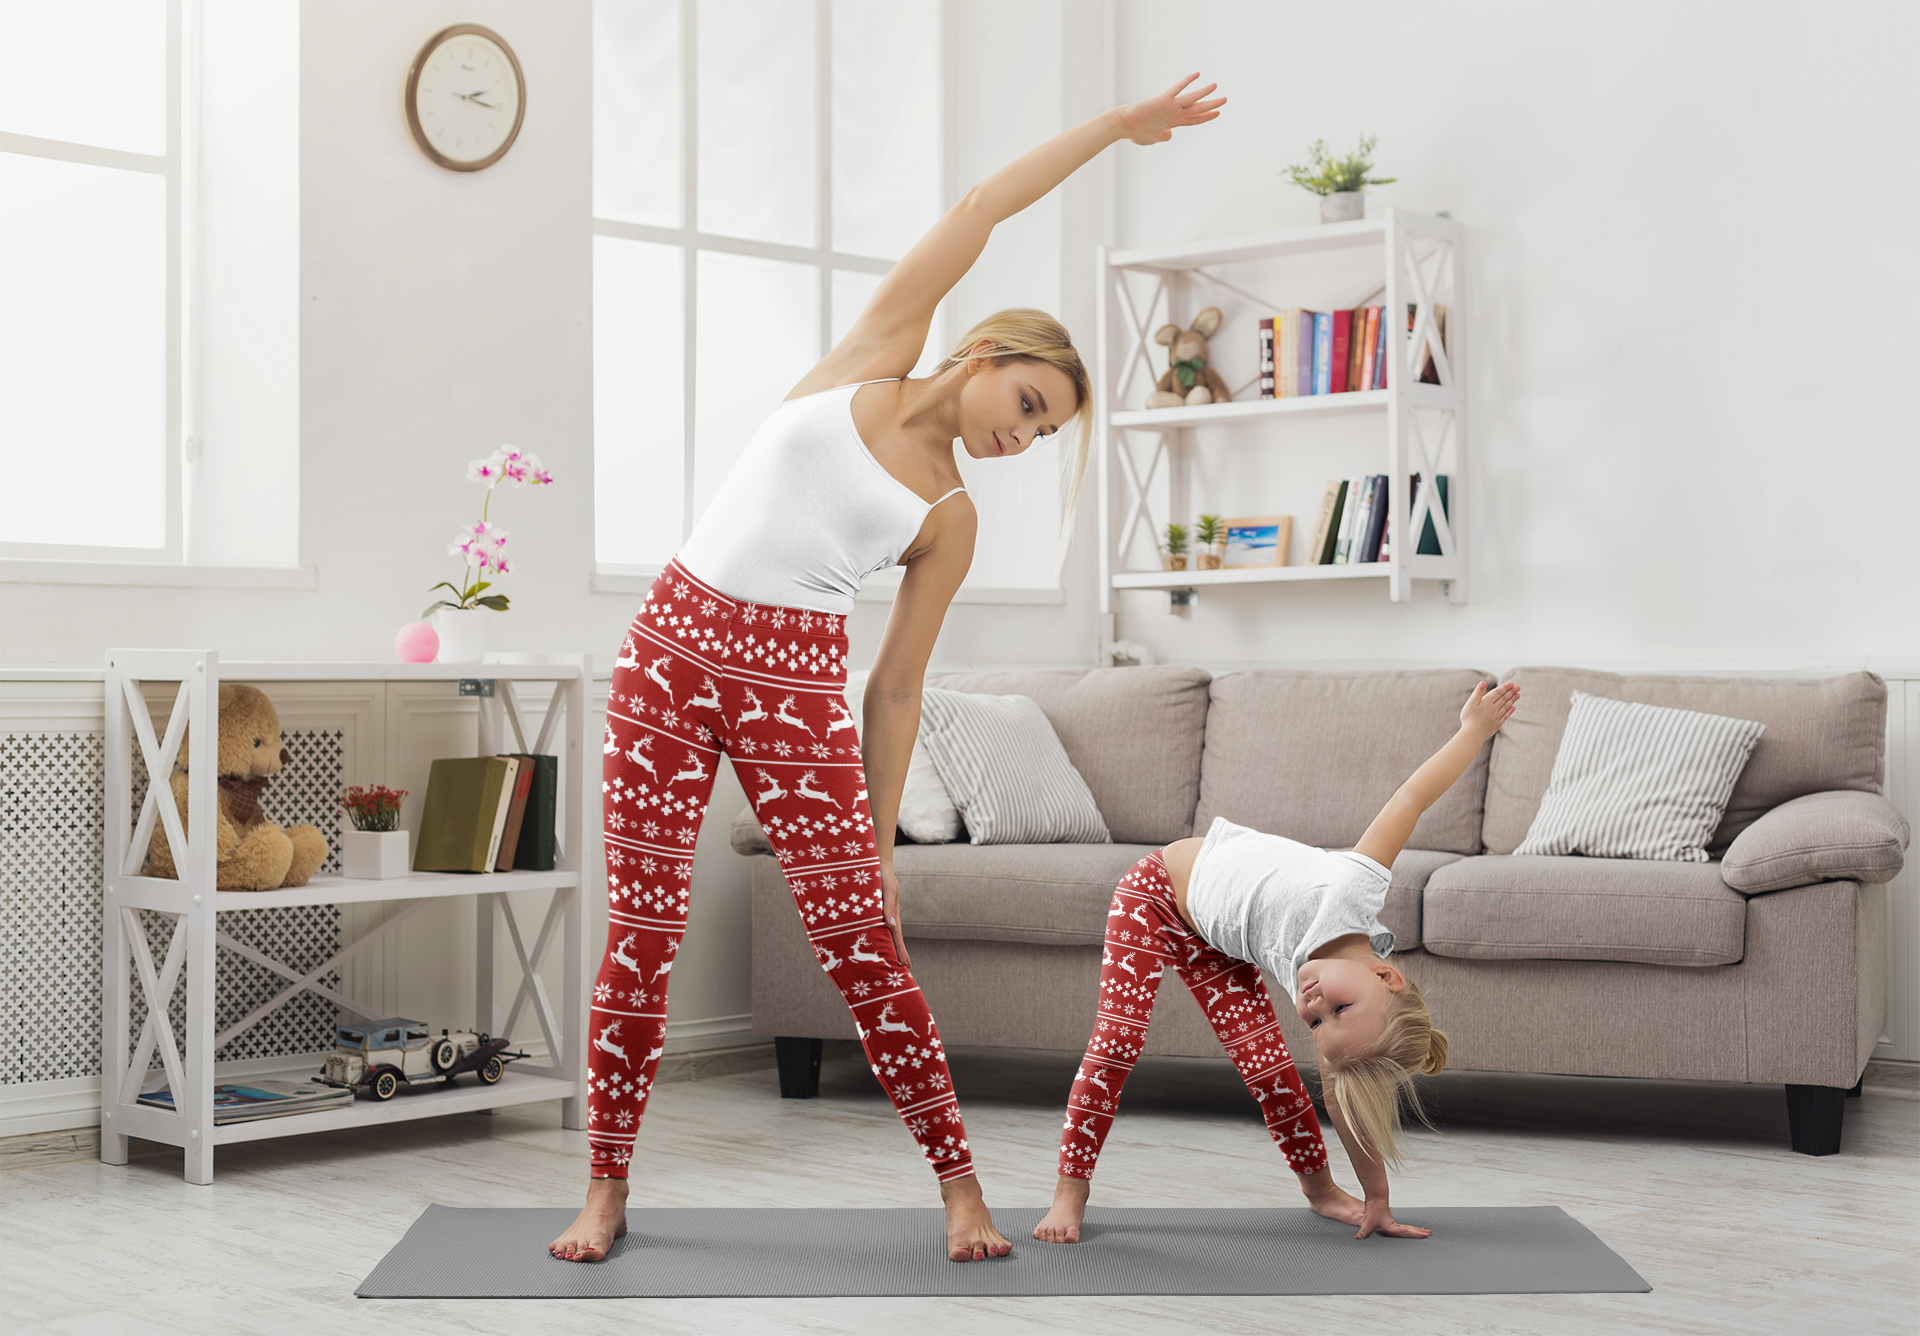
2, 1047, 1914, 1335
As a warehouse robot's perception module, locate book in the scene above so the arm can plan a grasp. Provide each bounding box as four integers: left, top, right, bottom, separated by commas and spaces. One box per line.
1359, 306, 1381, 391
1342, 308, 1365, 393
1295, 310, 1316, 397
1311, 312, 1332, 395
1257, 317, 1275, 398
1373, 307, 1388, 388
138, 1078, 353, 1124
1275, 310, 1298, 398
1358, 473, 1390, 563
415, 756, 517, 872
1307, 480, 1344, 569
1417, 473, 1451, 554
1333, 473, 1368, 564
494, 756, 536, 871
1329, 309, 1352, 394
482, 756, 520, 872
507, 753, 559, 871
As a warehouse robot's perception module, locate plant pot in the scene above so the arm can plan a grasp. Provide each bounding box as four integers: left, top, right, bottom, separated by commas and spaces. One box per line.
431, 606, 492, 663
1164, 554, 1189, 572
1320, 191, 1365, 224
1198, 552, 1222, 570
341, 828, 409, 880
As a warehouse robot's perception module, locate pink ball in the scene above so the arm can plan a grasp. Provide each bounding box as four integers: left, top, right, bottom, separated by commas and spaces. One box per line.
394, 621, 440, 663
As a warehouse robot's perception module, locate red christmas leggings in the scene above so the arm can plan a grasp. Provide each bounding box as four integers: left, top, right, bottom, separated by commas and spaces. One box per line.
588, 560, 973, 1182
1058, 851, 1328, 1179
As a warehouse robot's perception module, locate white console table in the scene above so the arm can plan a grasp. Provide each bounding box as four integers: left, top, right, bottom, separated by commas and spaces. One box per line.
99, 650, 591, 1184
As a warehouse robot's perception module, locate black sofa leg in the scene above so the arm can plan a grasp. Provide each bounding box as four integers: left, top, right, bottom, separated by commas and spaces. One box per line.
775, 1036, 823, 1099
1846, 1077, 1863, 1098
1785, 1083, 1847, 1155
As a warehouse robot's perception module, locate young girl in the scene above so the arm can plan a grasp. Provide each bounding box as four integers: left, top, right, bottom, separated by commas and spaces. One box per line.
1034, 680, 1520, 1244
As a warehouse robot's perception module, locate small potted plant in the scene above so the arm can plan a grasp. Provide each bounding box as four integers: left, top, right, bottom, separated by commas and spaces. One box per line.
1195, 514, 1224, 569
1163, 522, 1190, 572
340, 785, 409, 880
1285, 135, 1396, 224
423, 446, 555, 663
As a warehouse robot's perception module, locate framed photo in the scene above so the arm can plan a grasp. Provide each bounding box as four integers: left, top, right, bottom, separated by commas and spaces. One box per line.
1223, 516, 1292, 568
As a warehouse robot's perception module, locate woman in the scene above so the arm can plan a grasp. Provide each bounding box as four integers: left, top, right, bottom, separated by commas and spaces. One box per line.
551, 73, 1226, 1266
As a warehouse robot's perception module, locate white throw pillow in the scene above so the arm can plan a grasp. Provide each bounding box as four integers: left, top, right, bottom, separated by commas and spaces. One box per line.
1515, 691, 1765, 862
917, 689, 1112, 845
842, 672, 963, 844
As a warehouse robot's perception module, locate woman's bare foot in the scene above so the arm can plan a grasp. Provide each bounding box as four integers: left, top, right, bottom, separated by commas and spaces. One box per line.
549, 1177, 629, 1262
940, 1174, 1013, 1261
1033, 1174, 1090, 1244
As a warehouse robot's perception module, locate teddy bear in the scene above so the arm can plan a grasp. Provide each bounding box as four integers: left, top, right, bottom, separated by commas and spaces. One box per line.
144, 683, 329, 891
1147, 306, 1233, 408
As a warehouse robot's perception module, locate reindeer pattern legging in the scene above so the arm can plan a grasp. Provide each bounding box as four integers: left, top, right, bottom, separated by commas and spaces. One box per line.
1059, 851, 1329, 1179
588, 561, 973, 1182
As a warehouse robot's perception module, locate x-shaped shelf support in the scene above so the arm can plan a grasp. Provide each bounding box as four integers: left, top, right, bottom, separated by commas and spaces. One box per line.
1402, 239, 1456, 391
1115, 431, 1169, 570
120, 677, 192, 879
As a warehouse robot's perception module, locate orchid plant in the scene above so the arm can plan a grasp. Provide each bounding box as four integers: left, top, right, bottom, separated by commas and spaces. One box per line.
423, 446, 555, 619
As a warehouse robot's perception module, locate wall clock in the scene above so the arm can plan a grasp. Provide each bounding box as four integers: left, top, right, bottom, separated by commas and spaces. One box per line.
404, 24, 526, 172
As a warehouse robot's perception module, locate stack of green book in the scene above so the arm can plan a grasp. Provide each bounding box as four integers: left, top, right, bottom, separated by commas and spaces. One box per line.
413, 754, 559, 873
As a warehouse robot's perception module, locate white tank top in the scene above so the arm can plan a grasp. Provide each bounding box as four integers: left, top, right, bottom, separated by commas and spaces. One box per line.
675, 380, 966, 615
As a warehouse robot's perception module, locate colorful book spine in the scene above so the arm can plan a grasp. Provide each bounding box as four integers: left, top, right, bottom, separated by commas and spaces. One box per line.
1311, 478, 1347, 565
1372, 307, 1388, 389
1258, 317, 1275, 398
1360, 306, 1381, 391
1333, 473, 1369, 564
1358, 473, 1390, 562
1330, 309, 1352, 394
1296, 310, 1315, 398
1312, 312, 1332, 395
1276, 310, 1297, 398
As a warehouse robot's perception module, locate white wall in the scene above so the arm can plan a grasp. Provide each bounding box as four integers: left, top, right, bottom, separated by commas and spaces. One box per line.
1104, 0, 1920, 668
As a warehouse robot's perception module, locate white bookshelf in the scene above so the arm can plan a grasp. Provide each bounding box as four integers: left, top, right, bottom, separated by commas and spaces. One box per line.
1093, 208, 1468, 642
99, 649, 592, 1184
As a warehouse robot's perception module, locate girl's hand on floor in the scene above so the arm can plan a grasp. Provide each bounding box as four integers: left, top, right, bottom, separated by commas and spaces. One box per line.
1118, 73, 1226, 146
1459, 680, 1520, 741
1357, 1197, 1432, 1240
880, 864, 911, 967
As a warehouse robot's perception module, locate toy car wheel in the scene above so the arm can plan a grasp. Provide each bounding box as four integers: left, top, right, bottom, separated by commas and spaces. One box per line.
372, 1070, 399, 1101
431, 1039, 458, 1072
479, 1056, 504, 1084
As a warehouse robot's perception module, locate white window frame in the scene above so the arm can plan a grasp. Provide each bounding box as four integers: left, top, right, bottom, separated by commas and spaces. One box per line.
592, 0, 895, 596
0, 0, 187, 566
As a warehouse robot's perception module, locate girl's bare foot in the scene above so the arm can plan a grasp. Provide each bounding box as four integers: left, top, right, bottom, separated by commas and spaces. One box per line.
940, 1174, 1013, 1261
549, 1177, 629, 1262
1033, 1174, 1090, 1244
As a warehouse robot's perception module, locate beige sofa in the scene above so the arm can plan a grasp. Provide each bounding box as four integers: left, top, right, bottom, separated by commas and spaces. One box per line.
734, 666, 1909, 1155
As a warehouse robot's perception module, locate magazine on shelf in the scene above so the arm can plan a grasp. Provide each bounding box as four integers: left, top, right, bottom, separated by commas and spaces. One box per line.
137, 1076, 354, 1124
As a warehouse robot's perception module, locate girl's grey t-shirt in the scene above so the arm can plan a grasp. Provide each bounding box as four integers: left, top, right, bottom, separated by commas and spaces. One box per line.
1185, 817, 1394, 1002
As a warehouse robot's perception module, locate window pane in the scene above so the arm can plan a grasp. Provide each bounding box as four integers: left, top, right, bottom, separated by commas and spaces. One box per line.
692, 251, 817, 526
0, 0, 166, 154
832, 0, 939, 260
696, 0, 815, 247
594, 236, 685, 566
593, 0, 681, 228
0, 154, 165, 547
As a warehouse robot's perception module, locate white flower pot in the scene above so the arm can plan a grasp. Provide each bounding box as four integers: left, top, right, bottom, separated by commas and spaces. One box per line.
1320, 191, 1365, 223
341, 828, 410, 880
432, 606, 492, 663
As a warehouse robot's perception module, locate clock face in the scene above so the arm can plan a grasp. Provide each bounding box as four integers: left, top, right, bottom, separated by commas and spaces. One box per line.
407, 26, 525, 171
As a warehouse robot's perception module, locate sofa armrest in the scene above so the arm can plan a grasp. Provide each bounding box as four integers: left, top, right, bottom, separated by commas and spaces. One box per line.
1722, 790, 1910, 893
730, 805, 773, 857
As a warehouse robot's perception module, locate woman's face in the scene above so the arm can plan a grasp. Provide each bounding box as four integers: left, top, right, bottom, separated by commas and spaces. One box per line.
1296, 956, 1403, 1062
955, 355, 1078, 461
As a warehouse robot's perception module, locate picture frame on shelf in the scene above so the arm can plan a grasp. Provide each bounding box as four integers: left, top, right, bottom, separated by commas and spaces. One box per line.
1223, 516, 1292, 568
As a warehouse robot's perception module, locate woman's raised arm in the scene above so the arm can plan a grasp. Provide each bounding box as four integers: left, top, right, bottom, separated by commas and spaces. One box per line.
791, 74, 1225, 398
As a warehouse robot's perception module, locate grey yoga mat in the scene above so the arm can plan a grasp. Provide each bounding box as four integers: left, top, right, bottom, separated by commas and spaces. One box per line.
356, 1205, 1651, 1298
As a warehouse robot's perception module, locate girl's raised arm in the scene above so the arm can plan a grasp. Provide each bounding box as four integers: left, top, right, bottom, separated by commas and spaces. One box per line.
790, 74, 1225, 398
1352, 682, 1519, 871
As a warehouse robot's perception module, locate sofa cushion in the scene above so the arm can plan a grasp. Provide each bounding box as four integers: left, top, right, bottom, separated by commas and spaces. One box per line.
880, 842, 1451, 950
892, 843, 1160, 946
927, 667, 1211, 845
918, 689, 1112, 845
1193, 669, 1494, 856
1721, 790, 1911, 893
1513, 692, 1765, 862
1423, 855, 1747, 966
1483, 668, 1887, 856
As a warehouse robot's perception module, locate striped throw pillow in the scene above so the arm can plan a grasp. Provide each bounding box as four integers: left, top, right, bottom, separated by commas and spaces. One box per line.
1515, 692, 1765, 861
917, 689, 1112, 845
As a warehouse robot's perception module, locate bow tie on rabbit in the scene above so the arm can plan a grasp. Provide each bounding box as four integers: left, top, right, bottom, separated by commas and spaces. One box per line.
1147, 306, 1233, 409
